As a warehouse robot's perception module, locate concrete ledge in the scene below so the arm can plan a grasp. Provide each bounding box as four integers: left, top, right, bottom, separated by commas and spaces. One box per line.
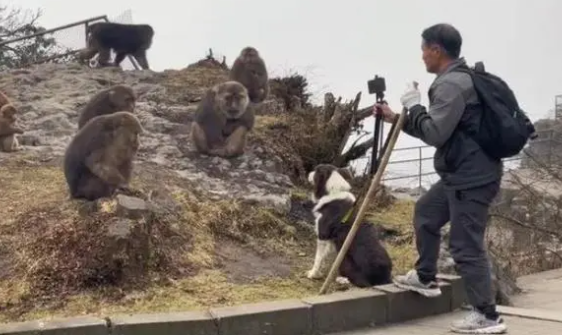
302, 288, 387, 334
374, 281, 452, 323
0, 317, 108, 335
497, 306, 562, 323
0, 273, 462, 335
0, 320, 42, 335
210, 299, 312, 335
110, 311, 217, 335
40, 316, 108, 335
437, 274, 468, 310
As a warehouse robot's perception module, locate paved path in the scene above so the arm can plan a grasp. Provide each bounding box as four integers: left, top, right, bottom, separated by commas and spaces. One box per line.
511, 267, 562, 311
335, 311, 562, 335
335, 268, 562, 334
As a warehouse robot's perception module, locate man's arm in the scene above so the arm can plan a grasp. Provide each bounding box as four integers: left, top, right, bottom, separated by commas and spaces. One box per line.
406, 81, 466, 147
401, 114, 422, 139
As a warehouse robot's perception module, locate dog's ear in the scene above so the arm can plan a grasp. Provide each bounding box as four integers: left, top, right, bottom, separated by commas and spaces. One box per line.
309, 165, 329, 200
336, 167, 354, 182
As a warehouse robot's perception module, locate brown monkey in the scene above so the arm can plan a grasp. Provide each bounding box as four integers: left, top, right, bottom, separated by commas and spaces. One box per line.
191, 81, 254, 158
78, 85, 136, 129
78, 22, 154, 69
64, 111, 144, 201
229, 47, 269, 103
0, 90, 11, 108
0, 91, 24, 152
0, 104, 24, 152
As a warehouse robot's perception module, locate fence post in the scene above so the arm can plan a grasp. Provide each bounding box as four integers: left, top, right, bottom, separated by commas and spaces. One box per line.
84, 22, 89, 46
548, 129, 553, 165
418, 146, 422, 191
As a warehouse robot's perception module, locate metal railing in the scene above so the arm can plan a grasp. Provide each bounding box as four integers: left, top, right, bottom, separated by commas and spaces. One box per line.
0, 11, 139, 70
353, 126, 562, 189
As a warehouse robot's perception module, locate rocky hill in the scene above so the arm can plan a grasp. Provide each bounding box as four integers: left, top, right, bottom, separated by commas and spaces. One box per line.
0, 62, 321, 321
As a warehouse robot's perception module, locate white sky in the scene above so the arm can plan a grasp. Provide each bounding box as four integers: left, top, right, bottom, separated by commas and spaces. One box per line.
4, 0, 562, 182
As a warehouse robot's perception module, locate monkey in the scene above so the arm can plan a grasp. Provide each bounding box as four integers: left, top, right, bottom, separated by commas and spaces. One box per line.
229, 47, 269, 104
190, 81, 254, 158
77, 85, 136, 129
64, 111, 144, 201
78, 22, 154, 70
0, 90, 11, 109
0, 90, 24, 152
0, 104, 24, 152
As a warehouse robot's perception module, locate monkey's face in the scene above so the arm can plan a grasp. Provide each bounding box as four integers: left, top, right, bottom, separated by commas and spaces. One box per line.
110, 88, 136, 113
0, 106, 17, 122
112, 112, 143, 152
249, 65, 267, 85
116, 112, 144, 134
217, 84, 250, 119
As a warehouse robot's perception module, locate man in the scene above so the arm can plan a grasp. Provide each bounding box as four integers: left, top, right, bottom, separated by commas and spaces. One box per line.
374, 23, 507, 334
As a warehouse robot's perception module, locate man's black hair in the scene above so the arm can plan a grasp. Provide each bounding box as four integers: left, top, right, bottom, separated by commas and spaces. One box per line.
421, 23, 462, 59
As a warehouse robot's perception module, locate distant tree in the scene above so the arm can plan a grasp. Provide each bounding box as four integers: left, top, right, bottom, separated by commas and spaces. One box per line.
0, 6, 72, 69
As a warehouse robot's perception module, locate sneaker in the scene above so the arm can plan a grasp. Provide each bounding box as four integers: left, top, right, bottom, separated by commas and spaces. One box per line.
450, 309, 507, 334
393, 269, 442, 297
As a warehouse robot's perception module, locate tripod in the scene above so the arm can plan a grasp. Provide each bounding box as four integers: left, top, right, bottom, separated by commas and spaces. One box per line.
370, 92, 399, 176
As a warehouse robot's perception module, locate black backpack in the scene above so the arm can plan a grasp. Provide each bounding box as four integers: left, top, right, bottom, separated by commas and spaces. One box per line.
453, 62, 537, 160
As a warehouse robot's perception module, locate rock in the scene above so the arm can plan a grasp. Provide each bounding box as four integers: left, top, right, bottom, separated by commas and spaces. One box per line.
116, 195, 150, 219
107, 218, 133, 238
104, 217, 151, 275
390, 186, 427, 200
521, 118, 562, 168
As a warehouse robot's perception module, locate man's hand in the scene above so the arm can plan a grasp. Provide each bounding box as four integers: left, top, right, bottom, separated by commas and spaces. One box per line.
373, 103, 397, 123
400, 81, 421, 109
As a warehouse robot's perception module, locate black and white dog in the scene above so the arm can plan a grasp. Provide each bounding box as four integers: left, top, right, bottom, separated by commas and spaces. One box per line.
306, 164, 393, 287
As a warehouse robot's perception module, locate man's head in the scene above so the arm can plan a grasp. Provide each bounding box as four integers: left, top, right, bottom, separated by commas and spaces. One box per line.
421, 23, 462, 74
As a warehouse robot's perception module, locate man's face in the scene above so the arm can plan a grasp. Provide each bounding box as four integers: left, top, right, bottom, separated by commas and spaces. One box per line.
421, 41, 441, 74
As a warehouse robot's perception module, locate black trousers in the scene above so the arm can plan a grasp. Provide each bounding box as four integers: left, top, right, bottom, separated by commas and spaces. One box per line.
413, 179, 500, 311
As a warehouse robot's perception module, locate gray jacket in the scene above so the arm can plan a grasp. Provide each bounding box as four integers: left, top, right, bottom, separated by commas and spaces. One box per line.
402, 58, 502, 190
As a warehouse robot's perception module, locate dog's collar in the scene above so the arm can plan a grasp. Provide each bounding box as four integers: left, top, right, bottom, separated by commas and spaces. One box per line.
341, 208, 353, 224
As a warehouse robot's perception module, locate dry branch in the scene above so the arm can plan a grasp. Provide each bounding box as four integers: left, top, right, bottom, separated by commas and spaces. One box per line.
334, 137, 374, 167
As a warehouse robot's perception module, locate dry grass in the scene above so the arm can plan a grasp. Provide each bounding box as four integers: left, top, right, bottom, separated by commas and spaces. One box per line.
0, 157, 417, 322
2, 270, 321, 323
158, 65, 229, 105
0, 157, 320, 322
366, 198, 417, 275
250, 107, 343, 183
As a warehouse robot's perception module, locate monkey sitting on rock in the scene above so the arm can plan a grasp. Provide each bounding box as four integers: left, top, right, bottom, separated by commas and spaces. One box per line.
190, 81, 255, 158
229, 47, 269, 104
0, 90, 24, 152
64, 111, 144, 201
77, 85, 136, 129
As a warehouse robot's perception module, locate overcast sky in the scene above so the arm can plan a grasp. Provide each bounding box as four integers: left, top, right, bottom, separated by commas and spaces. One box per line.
4, 0, 562, 181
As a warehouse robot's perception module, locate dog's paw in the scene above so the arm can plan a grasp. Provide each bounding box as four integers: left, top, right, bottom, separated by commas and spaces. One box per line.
306, 269, 323, 279
335, 276, 350, 285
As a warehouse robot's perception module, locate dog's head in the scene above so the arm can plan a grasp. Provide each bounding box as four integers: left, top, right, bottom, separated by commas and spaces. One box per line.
307, 164, 354, 202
